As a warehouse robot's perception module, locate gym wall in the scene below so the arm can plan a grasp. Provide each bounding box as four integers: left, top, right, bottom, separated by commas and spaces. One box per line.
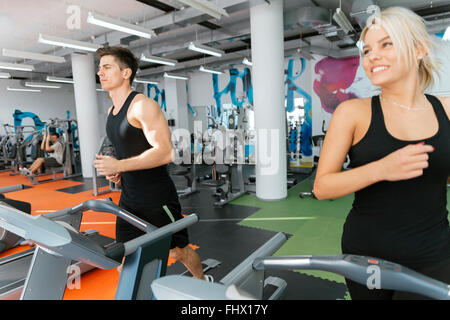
0, 78, 110, 137
0, 79, 77, 135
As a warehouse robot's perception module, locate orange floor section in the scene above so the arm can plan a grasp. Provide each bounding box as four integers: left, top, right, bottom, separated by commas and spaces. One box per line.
0, 170, 199, 300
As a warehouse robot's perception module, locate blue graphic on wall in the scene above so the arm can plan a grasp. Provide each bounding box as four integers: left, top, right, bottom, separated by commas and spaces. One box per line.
186, 83, 196, 116
66, 111, 79, 150
285, 58, 312, 157
288, 126, 298, 154
147, 84, 167, 112
212, 67, 253, 121
13, 109, 45, 131
12, 109, 45, 143
435, 32, 445, 39
206, 105, 218, 129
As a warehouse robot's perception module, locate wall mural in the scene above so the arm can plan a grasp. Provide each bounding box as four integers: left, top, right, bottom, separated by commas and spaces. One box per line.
186, 83, 196, 116
147, 84, 166, 112
212, 67, 253, 120
313, 56, 361, 114
286, 57, 312, 158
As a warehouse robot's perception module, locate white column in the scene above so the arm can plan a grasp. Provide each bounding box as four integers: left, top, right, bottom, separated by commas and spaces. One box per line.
71, 52, 101, 178
250, 0, 287, 201
164, 77, 189, 131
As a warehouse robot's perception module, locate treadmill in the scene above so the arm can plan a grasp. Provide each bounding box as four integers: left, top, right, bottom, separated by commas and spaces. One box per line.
0, 199, 198, 300
0, 198, 120, 299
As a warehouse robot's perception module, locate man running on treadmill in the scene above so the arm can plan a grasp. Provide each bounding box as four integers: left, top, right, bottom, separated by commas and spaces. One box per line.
94, 46, 211, 281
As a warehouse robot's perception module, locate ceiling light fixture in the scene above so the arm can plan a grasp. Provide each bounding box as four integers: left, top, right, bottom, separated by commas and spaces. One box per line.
443, 26, 450, 41
242, 57, 252, 66
188, 42, 224, 57
87, 12, 156, 39
46, 76, 74, 84
140, 54, 177, 66
333, 8, 355, 34
0, 61, 34, 71
134, 78, 159, 85
25, 81, 61, 89
2, 49, 66, 63
7, 86, 41, 92
38, 33, 101, 52
199, 65, 223, 75
163, 72, 189, 81
0, 72, 11, 79
176, 0, 229, 20
350, 5, 381, 18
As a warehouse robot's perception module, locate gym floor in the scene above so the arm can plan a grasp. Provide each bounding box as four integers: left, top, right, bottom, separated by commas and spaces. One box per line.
6, 165, 447, 300
0, 166, 350, 300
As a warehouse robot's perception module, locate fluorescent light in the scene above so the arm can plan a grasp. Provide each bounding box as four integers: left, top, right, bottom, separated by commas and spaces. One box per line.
177, 0, 229, 20
199, 65, 222, 75
2, 49, 65, 63
188, 42, 224, 57
333, 8, 354, 34
7, 86, 41, 92
38, 33, 101, 52
134, 78, 159, 85
46, 76, 74, 84
356, 40, 364, 53
0, 72, 11, 79
25, 81, 61, 89
242, 57, 252, 66
163, 72, 189, 81
140, 53, 177, 66
87, 11, 156, 39
443, 26, 450, 41
0, 61, 34, 71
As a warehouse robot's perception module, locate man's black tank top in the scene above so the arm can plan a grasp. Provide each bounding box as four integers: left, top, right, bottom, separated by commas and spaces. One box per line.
343, 95, 450, 269
105, 91, 178, 206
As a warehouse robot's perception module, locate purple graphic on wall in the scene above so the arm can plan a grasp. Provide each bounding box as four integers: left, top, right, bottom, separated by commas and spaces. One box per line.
313, 56, 360, 113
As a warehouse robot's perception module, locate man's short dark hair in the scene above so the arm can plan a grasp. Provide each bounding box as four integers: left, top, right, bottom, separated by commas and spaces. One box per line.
96, 46, 139, 85
50, 132, 59, 138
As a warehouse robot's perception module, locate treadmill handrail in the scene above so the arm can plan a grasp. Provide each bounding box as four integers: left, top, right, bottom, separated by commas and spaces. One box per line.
0, 201, 79, 248
220, 232, 287, 286
253, 255, 450, 300
45, 198, 156, 233
0, 201, 198, 270
123, 214, 198, 256
0, 185, 24, 194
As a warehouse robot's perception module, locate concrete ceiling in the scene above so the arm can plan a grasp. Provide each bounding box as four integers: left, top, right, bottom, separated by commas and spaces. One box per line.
0, 0, 449, 81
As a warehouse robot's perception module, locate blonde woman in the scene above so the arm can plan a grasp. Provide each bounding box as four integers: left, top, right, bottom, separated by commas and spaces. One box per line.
314, 7, 450, 299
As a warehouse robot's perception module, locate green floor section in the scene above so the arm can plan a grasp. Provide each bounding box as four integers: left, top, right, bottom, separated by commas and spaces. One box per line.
234, 179, 353, 283
234, 179, 450, 285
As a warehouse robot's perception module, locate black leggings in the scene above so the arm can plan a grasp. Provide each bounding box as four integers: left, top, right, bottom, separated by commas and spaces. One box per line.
344, 256, 450, 300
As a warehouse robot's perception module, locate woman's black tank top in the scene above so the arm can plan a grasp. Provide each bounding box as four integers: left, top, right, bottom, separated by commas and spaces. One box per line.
343, 95, 450, 269
105, 91, 178, 206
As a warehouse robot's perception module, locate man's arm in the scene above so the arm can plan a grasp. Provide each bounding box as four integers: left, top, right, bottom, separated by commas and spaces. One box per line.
119, 98, 174, 171
95, 98, 173, 175
40, 134, 47, 151
41, 134, 55, 152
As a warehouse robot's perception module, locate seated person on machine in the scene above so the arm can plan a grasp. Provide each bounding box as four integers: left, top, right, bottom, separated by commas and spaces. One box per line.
20, 132, 63, 175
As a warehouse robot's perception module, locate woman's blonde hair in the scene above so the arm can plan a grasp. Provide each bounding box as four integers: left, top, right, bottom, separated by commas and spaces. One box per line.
360, 6, 440, 91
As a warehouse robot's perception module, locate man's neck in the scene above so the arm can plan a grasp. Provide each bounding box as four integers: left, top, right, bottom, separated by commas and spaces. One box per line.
109, 84, 133, 112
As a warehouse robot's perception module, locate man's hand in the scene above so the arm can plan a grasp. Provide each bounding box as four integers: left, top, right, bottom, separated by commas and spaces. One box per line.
106, 173, 121, 186
94, 154, 121, 176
